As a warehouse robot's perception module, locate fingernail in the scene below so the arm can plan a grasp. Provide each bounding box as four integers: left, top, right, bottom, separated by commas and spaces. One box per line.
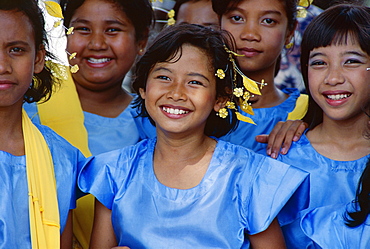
293, 136, 299, 141
267, 148, 271, 155
271, 152, 276, 159
281, 148, 287, 154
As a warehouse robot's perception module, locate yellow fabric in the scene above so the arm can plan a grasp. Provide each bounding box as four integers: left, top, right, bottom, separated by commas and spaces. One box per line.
287, 94, 309, 120
23, 109, 60, 249
38, 64, 91, 158
36, 64, 93, 249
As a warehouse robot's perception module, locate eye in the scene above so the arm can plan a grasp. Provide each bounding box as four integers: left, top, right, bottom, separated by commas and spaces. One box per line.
344, 58, 363, 65
230, 15, 244, 23
156, 75, 170, 81
262, 18, 276, 25
74, 26, 90, 33
106, 27, 122, 33
188, 80, 204, 86
9, 47, 25, 54
309, 60, 326, 68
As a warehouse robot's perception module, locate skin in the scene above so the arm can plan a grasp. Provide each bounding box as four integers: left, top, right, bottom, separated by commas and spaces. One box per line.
90, 44, 286, 248
0, 10, 72, 248
220, 0, 295, 109
176, 0, 219, 28
66, 0, 147, 117
306, 41, 370, 161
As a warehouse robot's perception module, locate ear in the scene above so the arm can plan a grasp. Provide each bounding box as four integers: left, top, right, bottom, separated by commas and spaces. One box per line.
34, 46, 46, 74
139, 87, 146, 99
137, 28, 149, 56
285, 20, 297, 46
213, 96, 228, 112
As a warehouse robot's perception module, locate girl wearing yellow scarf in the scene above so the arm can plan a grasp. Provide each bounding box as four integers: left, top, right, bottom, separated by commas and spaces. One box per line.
0, 1, 85, 248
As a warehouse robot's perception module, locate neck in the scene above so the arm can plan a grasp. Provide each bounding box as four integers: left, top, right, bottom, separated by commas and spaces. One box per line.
243, 64, 288, 109
0, 105, 24, 155
75, 82, 132, 118
307, 113, 370, 160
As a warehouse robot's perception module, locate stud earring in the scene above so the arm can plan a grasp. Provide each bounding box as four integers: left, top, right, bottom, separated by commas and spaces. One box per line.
216, 108, 228, 118
285, 42, 294, 49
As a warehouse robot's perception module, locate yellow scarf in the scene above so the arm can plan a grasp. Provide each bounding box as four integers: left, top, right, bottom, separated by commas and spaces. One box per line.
23, 109, 60, 248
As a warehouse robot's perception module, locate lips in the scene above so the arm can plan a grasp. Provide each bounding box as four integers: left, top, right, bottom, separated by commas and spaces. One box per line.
238, 47, 262, 57
322, 91, 352, 106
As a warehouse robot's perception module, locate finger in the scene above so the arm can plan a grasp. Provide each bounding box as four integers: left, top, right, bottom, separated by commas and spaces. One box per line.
268, 121, 295, 158
265, 121, 285, 157
255, 134, 269, 143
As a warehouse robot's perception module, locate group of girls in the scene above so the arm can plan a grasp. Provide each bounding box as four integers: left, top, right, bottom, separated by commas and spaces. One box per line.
0, 0, 368, 248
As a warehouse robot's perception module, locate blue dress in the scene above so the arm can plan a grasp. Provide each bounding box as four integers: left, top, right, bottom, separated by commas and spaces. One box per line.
23, 99, 156, 155
78, 138, 309, 248
301, 203, 370, 249
275, 132, 368, 249
220, 88, 303, 153
0, 124, 85, 249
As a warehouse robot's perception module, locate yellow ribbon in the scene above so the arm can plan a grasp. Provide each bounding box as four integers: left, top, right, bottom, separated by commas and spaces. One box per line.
23, 109, 60, 248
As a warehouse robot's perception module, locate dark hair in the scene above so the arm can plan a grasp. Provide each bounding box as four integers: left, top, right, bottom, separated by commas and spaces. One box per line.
211, 0, 298, 31
301, 4, 370, 129
345, 100, 370, 227
0, 0, 56, 103
61, 0, 154, 42
132, 24, 240, 137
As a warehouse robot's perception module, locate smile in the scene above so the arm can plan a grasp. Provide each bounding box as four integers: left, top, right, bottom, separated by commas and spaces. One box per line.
162, 107, 189, 115
325, 93, 351, 100
87, 58, 112, 64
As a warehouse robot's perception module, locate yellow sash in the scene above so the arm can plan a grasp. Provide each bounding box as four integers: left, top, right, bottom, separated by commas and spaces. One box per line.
287, 94, 309, 120
23, 109, 60, 248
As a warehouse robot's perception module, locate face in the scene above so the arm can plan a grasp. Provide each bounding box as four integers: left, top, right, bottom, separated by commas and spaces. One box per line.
139, 44, 223, 136
66, 0, 146, 91
308, 40, 370, 122
0, 10, 44, 108
177, 0, 219, 28
220, 0, 293, 75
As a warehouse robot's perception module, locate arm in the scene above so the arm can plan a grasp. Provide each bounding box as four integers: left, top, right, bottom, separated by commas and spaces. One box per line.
61, 210, 73, 249
255, 120, 307, 158
248, 218, 286, 249
90, 199, 117, 249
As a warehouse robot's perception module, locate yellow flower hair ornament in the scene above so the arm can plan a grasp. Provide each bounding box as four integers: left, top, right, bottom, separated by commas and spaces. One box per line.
214, 46, 268, 125
297, 0, 313, 18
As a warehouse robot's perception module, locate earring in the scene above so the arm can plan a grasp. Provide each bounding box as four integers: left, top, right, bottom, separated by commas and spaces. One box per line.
285, 42, 294, 49
216, 108, 228, 118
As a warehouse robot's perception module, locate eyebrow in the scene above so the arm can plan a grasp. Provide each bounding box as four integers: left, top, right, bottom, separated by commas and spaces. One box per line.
309, 50, 368, 59
227, 7, 282, 16
7, 40, 31, 48
153, 67, 211, 82
71, 18, 127, 26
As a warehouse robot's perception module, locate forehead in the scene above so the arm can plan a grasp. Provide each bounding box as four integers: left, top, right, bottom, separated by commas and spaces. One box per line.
71, 0, 131, 23
0, 10, 34, 43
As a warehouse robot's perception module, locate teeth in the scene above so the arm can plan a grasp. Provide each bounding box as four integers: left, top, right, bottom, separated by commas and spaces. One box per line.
88, 58, 111, 63
162, 107, 189, 115
326, 94, 351, 100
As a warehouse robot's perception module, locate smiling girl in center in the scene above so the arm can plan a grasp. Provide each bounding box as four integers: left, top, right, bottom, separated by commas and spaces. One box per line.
78, 24, 309, 248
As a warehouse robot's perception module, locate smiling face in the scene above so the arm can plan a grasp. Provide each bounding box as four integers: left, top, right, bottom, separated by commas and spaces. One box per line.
66, 0, 146, 92
0, 10, 44, 109
139, 44, 222, 137
308, 40, 370, 122
220, 0, 293, 77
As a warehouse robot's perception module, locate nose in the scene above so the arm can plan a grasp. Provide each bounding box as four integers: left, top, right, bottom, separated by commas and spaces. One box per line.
166, 82, 187, 101
240, 21, 261, 42
87, 32, 108, 50
0, 52, 12, 75
325, 65, 345, 86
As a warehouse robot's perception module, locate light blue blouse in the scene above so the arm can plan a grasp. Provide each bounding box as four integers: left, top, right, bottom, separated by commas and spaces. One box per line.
276, 132, 368, 249
301, 203, 370, 249
79, 138, 309, 248
0, 124, 85, 248
220, 88, 302, 153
